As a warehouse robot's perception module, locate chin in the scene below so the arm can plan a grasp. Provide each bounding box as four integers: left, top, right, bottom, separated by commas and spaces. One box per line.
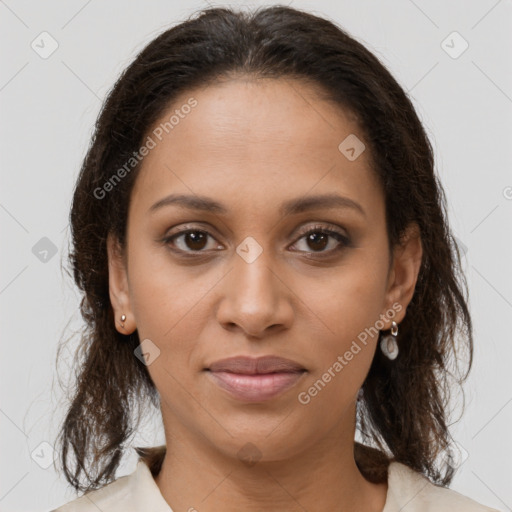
206, 422, 311, 465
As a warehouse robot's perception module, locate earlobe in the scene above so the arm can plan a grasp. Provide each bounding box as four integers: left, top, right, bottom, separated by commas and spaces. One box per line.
107, 233, 136, 334
383, 223, 423, 326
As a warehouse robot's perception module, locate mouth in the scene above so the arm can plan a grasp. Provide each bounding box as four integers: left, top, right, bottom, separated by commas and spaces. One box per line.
206, 355, 306, 374
205, 355, 307, 402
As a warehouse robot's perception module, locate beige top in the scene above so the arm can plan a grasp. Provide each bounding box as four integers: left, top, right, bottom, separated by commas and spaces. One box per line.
52, 457, 501, 511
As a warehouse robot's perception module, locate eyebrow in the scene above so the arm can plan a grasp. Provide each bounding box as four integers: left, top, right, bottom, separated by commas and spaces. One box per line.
148, 193, 366, 217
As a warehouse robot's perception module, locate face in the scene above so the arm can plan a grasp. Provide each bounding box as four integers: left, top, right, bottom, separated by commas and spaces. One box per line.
108, 77, 421, 463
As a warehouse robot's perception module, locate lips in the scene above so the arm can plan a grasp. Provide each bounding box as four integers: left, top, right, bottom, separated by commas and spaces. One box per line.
207, 355, 305, 374
206, 355, 306, 402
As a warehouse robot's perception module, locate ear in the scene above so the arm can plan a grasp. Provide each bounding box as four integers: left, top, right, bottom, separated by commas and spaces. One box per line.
381, 222, 423, 327
107, 233, 136, 334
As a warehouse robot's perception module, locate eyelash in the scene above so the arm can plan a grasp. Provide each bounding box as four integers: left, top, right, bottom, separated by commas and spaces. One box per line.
162, 223, 351, 258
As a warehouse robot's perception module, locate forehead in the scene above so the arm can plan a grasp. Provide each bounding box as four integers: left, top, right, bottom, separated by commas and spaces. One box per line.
130, 76, 380, 215
151, 76, 361, 159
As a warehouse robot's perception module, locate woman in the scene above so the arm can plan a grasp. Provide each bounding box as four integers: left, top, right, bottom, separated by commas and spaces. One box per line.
52, 5, 501, 511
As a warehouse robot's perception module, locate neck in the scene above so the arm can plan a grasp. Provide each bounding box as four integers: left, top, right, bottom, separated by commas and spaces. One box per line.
153, 413, 388, 511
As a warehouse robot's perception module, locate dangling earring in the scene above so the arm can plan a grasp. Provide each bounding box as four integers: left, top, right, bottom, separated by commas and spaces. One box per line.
380, 321, 399, 360
120, 314, 126, 329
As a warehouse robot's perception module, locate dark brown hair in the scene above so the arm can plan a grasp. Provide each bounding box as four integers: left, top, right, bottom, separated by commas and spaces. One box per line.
56, 5, 473, 493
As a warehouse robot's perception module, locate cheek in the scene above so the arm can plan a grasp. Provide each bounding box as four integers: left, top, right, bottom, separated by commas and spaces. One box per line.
314, 254, 388, 344
298, 251, 389, 395
128, 261, 212, 400
126, 243, 236, 378
127, 243, 208, 338
330, 279, 385, 343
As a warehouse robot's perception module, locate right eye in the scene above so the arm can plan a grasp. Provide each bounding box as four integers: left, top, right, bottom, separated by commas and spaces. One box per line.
163, 228, 223, 253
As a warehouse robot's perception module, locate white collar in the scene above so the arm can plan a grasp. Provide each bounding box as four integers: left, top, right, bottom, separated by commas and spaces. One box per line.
67, 456, 496, 511
128, 458, 435, 511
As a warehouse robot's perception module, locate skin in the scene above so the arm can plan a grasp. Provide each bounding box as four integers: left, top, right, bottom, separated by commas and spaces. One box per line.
108, 76, 422, 512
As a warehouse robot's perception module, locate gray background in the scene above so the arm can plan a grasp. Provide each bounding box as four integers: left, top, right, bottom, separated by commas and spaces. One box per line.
1, 0, 511, 510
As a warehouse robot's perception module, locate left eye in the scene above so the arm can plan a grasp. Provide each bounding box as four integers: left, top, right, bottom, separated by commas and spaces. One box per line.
291, 228, 349, 253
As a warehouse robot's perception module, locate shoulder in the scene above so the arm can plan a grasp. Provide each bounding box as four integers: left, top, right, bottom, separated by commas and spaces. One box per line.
384, 461, 502, 512
51, 459, 171, 512
50, 473, 133, 512
51, 470, 136, 512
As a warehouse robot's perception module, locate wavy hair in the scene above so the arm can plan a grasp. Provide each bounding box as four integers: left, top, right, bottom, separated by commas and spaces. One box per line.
55, 5, 473, 493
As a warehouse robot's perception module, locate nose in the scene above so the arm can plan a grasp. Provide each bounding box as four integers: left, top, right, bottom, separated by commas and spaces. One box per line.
215, 249, 294, 339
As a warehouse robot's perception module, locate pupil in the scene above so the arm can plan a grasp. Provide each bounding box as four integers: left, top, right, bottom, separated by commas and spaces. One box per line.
308, 233, 327, 251
186, 232, 207, 250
